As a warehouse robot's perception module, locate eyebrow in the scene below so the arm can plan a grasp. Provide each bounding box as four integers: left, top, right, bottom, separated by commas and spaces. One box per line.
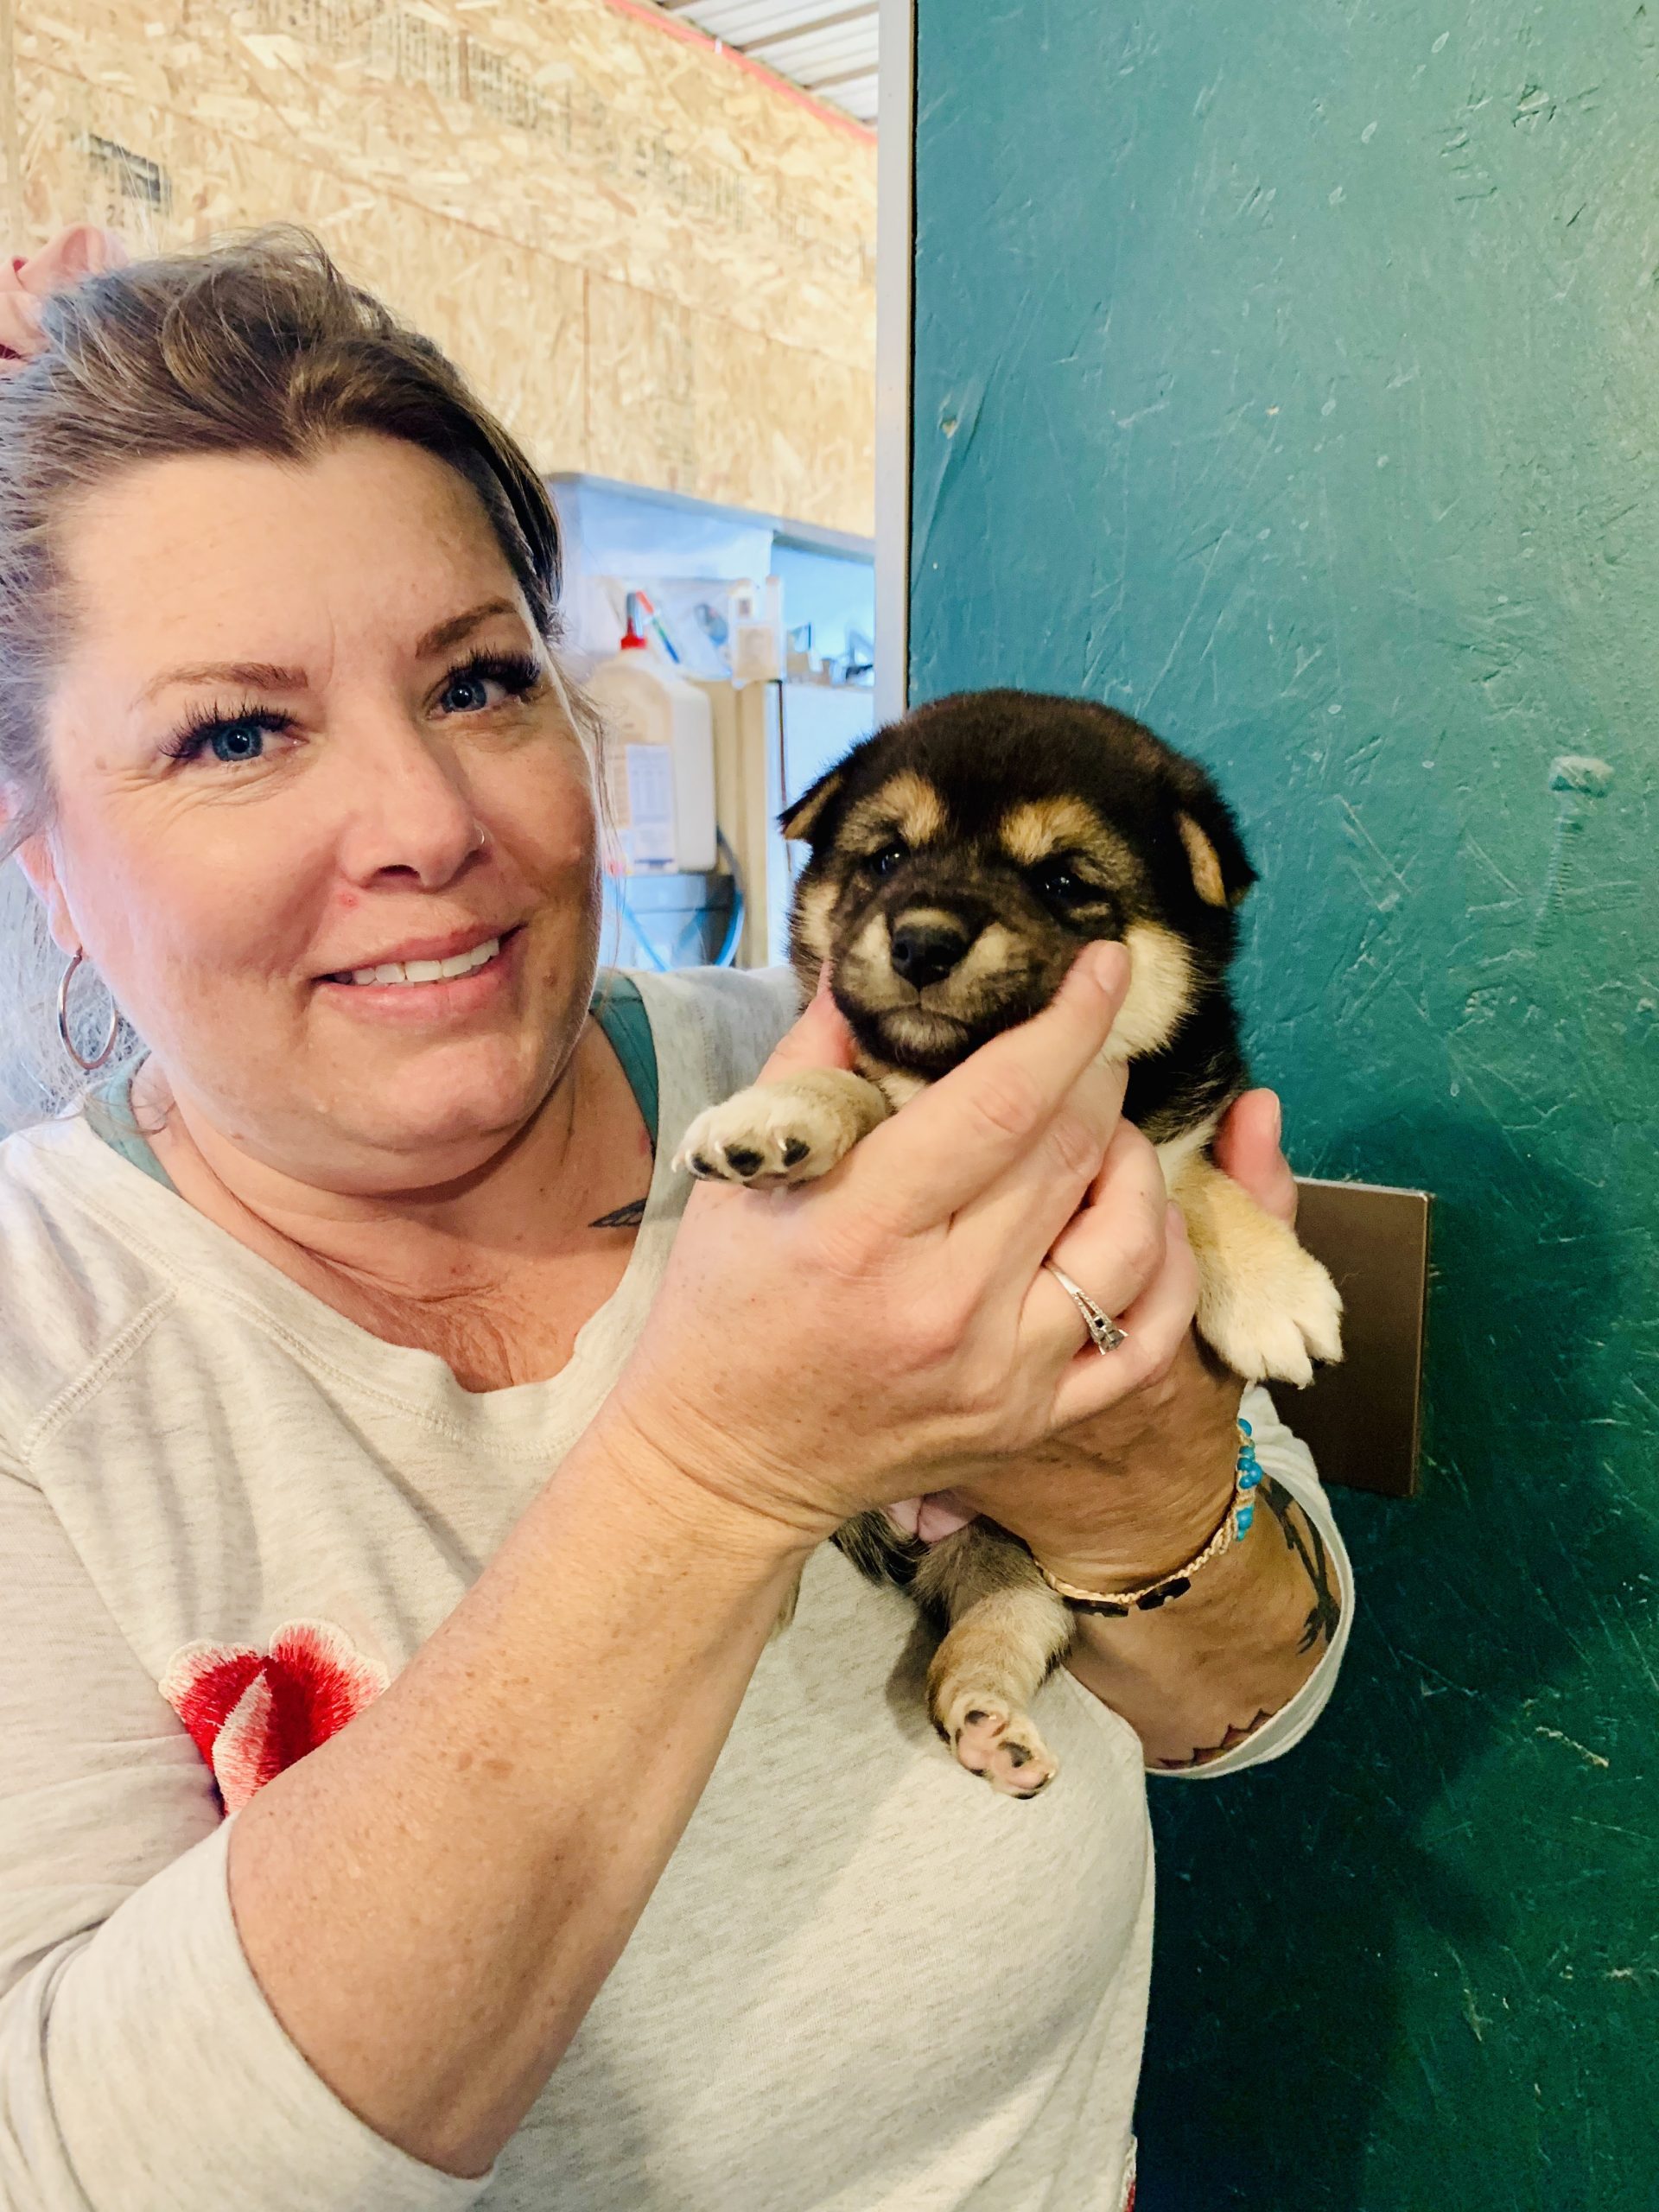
413, 598, 524, 658
137, 658, 306, 707
137, 601, 527, 708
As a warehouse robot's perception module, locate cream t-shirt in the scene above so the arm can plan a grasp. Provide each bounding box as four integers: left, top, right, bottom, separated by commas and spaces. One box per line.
0, 965, 1352, 2212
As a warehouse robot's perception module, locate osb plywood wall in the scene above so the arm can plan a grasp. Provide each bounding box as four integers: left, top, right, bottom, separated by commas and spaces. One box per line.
1, 0, 876, 534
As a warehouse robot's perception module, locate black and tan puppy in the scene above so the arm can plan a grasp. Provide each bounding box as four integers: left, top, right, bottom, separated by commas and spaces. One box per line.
675, 690, 1341, 1796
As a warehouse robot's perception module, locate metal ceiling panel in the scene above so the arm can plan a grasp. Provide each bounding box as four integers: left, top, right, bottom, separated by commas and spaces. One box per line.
658, 0, 879, 127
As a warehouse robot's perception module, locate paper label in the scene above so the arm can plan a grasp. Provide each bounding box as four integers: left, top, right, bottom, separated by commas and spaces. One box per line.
620, 741, 676, 869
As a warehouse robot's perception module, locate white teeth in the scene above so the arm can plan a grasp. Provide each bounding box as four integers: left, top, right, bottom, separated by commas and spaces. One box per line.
345, 938, 499, 988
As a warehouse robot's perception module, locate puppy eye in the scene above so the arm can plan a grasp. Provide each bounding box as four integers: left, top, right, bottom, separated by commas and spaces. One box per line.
1030, 858, 1093, 905
869, 842, 907, 876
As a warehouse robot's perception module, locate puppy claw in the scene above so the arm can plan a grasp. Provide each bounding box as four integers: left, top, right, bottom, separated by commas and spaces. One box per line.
675, 1104, 823, 1187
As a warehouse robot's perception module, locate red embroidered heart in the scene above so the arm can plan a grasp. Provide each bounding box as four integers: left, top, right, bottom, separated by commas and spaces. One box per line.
161, 1620, 389, 1815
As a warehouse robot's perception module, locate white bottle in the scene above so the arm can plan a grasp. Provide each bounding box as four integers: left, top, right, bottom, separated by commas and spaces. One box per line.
586, 607, 717, 874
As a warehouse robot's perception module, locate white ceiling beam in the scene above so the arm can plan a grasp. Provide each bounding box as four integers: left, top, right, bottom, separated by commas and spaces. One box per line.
739, 3, 878, 58
798, 60, 878, 89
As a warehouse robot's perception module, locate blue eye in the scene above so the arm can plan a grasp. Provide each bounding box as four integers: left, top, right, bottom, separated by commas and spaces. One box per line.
441, 671, 492, 715
164, 707, 288, 766
209, 721, 268, 764
437, 652, 542, 717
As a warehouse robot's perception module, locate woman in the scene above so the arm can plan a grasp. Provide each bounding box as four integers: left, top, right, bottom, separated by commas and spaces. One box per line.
0, 228, 1351, 2212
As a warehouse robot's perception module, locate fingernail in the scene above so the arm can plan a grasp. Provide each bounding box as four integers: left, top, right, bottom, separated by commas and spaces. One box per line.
1266, 1091, 1282, 1148
1083, 940, 1128, 995
813, 963, 834, 1001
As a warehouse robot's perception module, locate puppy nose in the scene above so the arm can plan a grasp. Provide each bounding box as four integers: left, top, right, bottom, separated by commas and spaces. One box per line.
890, 916, 973, 989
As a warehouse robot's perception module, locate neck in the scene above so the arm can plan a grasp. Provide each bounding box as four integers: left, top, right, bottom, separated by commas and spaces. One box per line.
129, 1023, 651, 1376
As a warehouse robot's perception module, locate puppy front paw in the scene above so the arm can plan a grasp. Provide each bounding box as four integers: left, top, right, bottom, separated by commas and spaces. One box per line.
1199, 1235, 1344, 1388
672, 1073, 878, 1188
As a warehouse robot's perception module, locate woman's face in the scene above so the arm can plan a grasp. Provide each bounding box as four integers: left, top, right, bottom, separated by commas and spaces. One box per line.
22, 433, 602, 1192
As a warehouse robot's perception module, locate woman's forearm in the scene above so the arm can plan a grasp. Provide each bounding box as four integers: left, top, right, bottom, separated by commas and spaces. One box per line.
228, 1418, 807, 2180
1063, 1471, 1343, 1768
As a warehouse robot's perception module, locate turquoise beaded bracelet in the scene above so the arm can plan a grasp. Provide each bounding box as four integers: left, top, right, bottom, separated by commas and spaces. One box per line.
1035, 1417, 1263, 1617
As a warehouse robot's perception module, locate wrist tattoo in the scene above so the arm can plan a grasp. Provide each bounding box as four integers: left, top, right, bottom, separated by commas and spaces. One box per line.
1260, 1474, 1342, 1654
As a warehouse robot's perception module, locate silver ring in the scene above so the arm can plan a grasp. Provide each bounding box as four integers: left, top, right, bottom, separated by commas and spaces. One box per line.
1043, 1259, 1128, 1356
56, 950, 121, 1074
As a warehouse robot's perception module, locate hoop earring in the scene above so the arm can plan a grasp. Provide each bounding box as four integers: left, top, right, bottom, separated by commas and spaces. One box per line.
56, 949, 121, 1074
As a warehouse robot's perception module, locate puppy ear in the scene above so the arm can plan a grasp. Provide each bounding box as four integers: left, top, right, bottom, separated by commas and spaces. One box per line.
1175, 799, 1256, 908
779, 766, 844, 845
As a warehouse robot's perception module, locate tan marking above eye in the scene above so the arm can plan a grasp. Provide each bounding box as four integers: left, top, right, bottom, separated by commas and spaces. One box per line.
844, 771, 947, 855
1177, 812, 1229, 907
999, 797, 1114, 868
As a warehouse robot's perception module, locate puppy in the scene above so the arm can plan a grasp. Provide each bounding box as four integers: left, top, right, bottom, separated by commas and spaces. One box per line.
674, 690, 1342, 1796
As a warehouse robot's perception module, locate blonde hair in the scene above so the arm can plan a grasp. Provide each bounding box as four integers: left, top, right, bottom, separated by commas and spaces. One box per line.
0, 225, 599, 1129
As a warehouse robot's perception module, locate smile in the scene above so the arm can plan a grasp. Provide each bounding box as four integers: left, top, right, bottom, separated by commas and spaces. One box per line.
328, 936, 502, 988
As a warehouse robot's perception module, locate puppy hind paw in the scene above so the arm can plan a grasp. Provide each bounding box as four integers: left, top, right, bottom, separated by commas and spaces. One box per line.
935, 1691, 1058, 1799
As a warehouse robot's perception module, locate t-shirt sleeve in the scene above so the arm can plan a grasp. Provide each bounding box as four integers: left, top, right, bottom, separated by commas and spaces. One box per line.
1152, 1383, 1356, 1783
0, 1455, 488, 2212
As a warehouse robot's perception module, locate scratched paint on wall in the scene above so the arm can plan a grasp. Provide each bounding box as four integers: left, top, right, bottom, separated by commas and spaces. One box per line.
912, 3, 1658, 2204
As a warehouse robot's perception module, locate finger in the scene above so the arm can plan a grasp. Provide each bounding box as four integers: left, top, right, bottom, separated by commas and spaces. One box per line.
855, 939, 1130, 1234
1048, 1205, 1201, 1428
1213, 1088, 1298, 1225
940, 1049, 1128, 1284
1016, 1124, 1171, 1357
755, 975, 856, 1081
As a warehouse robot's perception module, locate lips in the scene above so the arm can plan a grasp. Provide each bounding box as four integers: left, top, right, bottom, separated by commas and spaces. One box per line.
319, 925, 517, 988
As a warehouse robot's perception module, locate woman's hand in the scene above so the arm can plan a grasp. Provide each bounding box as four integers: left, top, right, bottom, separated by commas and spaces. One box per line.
607, 943, 1202, 1548
0, 226, 126, 365
919, 1087, 1304, 1591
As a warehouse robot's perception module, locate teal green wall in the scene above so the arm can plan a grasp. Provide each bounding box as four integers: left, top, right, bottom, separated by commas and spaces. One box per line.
911, 5, 1659, 2204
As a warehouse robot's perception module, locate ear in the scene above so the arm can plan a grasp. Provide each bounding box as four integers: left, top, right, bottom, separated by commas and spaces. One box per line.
1175, 802, 1256, 909
10, 827, 78, 954
779, 766, 844, 846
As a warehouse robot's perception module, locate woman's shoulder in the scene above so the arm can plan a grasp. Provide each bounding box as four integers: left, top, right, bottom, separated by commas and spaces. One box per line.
0, 1116, 181, 1438
625, 964, 803, 1095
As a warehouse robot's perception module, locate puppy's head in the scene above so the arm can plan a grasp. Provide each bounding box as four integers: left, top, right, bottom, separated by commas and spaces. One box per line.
784, 690, 1255, 1082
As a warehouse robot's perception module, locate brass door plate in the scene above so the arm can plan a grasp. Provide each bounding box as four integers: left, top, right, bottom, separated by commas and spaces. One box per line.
1284, 1179, 1433, 1500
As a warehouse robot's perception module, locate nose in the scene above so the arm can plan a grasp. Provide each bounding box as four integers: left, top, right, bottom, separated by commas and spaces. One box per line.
336, 724, 486, 892
889, 913, 974, 990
